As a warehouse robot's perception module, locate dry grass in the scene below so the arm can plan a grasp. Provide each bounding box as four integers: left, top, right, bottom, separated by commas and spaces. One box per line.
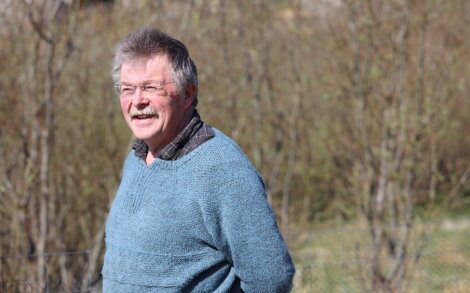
290, 218, 470, 292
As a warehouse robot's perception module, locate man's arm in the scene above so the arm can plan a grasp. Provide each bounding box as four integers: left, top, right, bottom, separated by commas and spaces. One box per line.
201, 163, 295, 292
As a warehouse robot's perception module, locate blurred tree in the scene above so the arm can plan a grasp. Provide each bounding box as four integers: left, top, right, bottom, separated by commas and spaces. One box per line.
319, 0, 469, 291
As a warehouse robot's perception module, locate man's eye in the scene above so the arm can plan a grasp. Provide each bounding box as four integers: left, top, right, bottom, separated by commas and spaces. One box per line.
144, 86, 160, 93
122, 87, 134, 93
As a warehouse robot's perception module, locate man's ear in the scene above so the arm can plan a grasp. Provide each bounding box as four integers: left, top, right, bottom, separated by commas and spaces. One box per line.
183, 84, 197, 108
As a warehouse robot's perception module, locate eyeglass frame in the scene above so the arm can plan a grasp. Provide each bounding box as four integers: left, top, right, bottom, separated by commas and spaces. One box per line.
114, 80, 175, 98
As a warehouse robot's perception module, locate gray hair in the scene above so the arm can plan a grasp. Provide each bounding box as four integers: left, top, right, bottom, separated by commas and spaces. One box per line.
112, 27, 198, 106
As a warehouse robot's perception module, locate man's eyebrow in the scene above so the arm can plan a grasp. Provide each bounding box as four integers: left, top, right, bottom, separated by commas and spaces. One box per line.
120, 79, 165, 85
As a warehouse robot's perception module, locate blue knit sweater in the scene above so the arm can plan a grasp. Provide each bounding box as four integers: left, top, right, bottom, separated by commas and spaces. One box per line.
102, 129, 295, 292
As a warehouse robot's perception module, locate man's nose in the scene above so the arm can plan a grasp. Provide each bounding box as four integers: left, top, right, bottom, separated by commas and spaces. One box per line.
131, 88, 148, 106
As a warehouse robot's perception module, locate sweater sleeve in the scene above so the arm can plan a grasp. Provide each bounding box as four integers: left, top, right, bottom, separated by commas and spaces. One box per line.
201, 163, 295, 293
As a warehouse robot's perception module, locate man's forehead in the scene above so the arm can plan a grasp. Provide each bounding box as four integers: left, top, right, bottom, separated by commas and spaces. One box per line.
123, 54, 170, 68
121, 55, 171, 80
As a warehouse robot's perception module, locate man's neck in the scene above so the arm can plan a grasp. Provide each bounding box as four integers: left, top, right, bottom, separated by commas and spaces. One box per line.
146, 150, 159, 165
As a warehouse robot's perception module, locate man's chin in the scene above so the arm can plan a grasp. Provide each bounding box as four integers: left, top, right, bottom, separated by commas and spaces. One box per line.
131, 129, 163, 142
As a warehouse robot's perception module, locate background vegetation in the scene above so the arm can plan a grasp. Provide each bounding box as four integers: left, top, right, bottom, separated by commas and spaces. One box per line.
0, 0, 468, 291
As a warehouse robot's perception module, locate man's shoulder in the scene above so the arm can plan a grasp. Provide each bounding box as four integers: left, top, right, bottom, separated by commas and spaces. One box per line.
208, 127, 240, 149
192, 128, 263, 183
197, 127, 252, 166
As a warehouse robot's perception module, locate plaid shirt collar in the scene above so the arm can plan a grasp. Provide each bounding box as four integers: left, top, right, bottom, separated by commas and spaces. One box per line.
132, 110, 215, 161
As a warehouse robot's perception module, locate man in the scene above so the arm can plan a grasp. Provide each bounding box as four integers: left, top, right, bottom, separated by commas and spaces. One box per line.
102, 27, 295, 293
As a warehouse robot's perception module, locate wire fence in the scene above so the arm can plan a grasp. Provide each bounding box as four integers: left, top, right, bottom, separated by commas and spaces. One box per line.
0, 218, 468, 292
288, 218, 470, 292
0, 250, 99, 293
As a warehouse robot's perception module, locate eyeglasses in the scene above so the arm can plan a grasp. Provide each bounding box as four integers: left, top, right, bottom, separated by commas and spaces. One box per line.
114, 81, 175, 98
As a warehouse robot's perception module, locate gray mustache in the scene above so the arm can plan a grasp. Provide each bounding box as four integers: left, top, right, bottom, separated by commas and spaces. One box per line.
130, 107, 157, 117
